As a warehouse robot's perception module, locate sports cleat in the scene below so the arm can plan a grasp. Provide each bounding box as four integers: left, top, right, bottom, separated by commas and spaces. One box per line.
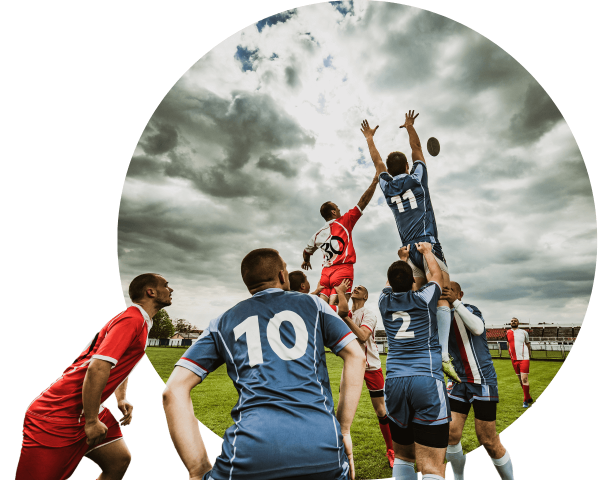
522, 401, 529, 408
386, 449, 395, 468
442, 358, 461, 384
527, 397, 535, 406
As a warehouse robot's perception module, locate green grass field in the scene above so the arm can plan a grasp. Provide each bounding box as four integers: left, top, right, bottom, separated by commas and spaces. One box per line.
148, 347, 562, 480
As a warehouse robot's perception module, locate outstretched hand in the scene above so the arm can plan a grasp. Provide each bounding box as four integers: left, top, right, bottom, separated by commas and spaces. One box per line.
399, 110, 419, 129
301, 260, 312, 271
118, 399, 133, 426
415, 241, 432, 254
334, 279, 352, 296
360, 119, 379, 139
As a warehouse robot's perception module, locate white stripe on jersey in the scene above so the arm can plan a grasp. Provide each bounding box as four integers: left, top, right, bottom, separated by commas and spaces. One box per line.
454, 315, 482, 384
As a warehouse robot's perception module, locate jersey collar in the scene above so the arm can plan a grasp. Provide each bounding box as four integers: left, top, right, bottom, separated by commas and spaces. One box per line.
252, 287, 284, 297
133, 304, 153, 330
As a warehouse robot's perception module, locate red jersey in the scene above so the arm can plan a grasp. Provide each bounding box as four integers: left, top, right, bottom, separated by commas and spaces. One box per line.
28, 305, 152, 423
305, 206, 363, 268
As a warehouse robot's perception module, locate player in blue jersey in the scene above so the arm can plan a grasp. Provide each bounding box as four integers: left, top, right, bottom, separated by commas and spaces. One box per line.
379, 242, 450, 480
441, 282, 514, 480
361, 112, 459, 386
162, 248, 365, 480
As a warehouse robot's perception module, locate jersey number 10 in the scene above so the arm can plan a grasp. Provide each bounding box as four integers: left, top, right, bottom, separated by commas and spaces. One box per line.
391, 189, 417, 212
233, 311, 309, 367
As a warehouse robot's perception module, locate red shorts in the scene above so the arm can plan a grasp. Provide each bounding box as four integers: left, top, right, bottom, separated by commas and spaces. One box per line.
364, 368, 385, 397
511, 359, 530, 375
319, 263, 354, 298
16, 408, 123, 480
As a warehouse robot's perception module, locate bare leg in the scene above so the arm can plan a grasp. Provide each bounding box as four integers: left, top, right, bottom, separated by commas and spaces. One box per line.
415, 442, 447, 477
448, 411, 467, 446
393, 442, 418, 479
474, 418, 505, 459
370, 395, 387, 417
86, 439, 131, 480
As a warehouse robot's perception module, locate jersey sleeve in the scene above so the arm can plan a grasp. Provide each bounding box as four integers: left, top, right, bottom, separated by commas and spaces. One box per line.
378, 172, 393, 194
359, 309, 378, 334
313, 296, 356, 354
304, 231, 319, 255
466, 305, 485, 324
524, 330, 530, 343
414, 281, 441, 306
340, 206, 362, 231
175, 316, 225, 381
92, 313, 142, 365
410, 161, 427, 185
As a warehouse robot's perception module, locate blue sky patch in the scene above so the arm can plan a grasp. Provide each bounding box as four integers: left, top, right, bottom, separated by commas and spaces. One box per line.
234, 45, 258, 72
330, 1, 354, 16
256, 10, 296, 32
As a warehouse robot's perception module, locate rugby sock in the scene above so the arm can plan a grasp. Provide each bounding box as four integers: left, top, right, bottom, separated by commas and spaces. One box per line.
392, 458, 417, 480
522, 384, 530, 402
446, 442, 466, 480
437, 306, 451, 361
491, 450, 514, 480
377, 415, 394, 450
422, 475, 445, 480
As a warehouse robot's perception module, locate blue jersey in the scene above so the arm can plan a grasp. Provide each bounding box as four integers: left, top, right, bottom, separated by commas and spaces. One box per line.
379, 161, 439, 246
176, 288, 356, 480
378, 282, 443, 382
448, 304, 497, 385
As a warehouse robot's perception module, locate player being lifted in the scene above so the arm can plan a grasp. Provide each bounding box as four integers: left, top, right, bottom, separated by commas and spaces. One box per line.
302, 174, 378, 305
442, 282, 514, 480
361, 111, 459, 384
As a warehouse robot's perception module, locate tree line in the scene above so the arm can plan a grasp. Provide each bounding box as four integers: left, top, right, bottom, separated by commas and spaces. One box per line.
148, 309, 198, 339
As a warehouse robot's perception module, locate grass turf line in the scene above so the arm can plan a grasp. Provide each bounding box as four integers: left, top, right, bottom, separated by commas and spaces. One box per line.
147, 347, 561, 480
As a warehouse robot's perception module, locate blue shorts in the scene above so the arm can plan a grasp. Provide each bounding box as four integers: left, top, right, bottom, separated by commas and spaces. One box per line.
448, 382, 499, 403
407, 241, 449, 278
385, 376, 451, 427
202, 455, 350, 480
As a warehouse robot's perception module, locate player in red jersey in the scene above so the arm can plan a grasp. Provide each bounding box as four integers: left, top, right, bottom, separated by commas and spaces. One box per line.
339, 281, 396, 469
506, 317, 534, 407
16, 273, 173, 480
302, 175, 378, 305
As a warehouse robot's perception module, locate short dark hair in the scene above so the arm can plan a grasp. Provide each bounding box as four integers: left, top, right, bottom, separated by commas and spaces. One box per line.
289, 270, 307, 292
241, 248, 284, 289
387, 261, 414, 292
320, 201, 336, 221
129, 273, 161, 302
386, 151, 408, 177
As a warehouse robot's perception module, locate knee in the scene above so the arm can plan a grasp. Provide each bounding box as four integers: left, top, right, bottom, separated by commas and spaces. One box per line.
109, 450, 131, 476
448, 430, 462, 446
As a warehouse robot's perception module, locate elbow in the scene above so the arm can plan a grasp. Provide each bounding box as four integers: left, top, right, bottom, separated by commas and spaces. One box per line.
162, 385, 174, 408
473, 326, 484, 336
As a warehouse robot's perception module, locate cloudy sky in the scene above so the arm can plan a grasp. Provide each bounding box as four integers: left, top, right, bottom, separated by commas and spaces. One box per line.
118, 1, 595, 329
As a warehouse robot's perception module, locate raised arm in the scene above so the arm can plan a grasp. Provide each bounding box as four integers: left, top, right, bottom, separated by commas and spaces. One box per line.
441, 287, 484, 336
415, 242, 442, 288
356, 174, 379, 211
163, 366, 212, 480
337, 339, 366, 480
400, 110, 425, 164
360, 120, 387, 177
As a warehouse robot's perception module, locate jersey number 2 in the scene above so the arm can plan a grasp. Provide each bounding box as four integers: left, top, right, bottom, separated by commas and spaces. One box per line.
393, 311, 415, 339
391, 189, 417, 212
233, 311, 309, 367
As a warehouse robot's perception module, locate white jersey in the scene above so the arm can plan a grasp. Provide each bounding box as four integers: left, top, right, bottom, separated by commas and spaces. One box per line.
507, 328, 530, 360
352, 306, 381, 371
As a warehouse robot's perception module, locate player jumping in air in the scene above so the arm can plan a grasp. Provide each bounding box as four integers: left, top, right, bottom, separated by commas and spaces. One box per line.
339, 282, 396, 468
361, 111, 460, 385
442, 282, 514, 480
302, 174, 378, 305
506, 317, 534, 407
379, 242, 450, 480
163, 248, 365, 480
16, 273, 173, 480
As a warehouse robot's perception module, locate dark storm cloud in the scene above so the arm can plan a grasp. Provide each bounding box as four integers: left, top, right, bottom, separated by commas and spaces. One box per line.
257, 153, 299, 177
507, 83, 563, 146
139, 123, 179, 155
130, 88, 315, 199
285, 66, 302, 89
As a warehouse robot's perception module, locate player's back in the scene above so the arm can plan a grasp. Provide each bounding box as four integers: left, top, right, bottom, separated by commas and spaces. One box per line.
177, 288, 355, 480
378, 282, 443, 381
378, 161, 438, 245
448, 304, 497, 385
